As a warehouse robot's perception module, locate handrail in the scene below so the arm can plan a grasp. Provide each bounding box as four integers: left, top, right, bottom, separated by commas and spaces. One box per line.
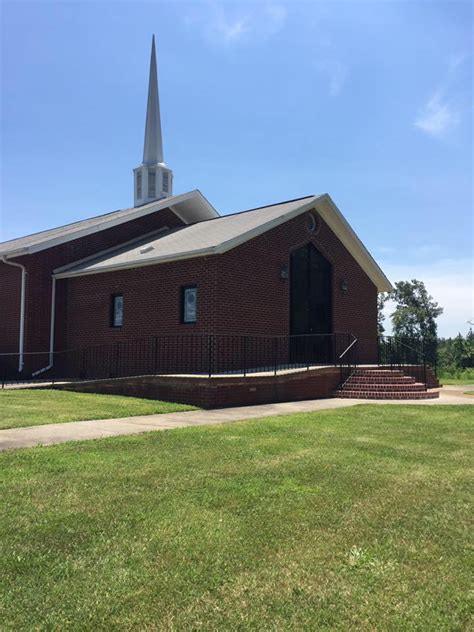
0, 331, 356, 359
378, 335, 428, 390
338, 335, 359, 388
1, 332, 357, 386
339, 336, 358, 359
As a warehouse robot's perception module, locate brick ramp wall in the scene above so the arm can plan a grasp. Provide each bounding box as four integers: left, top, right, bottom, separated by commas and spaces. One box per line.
53, 367, 341, 409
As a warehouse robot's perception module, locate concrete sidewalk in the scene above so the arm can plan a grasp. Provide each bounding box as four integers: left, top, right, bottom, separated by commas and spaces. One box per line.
0, 388, 471, 452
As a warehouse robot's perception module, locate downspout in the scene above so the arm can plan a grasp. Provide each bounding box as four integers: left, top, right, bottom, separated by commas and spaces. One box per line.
32, 276, 56, 376
1, 256, 27, 372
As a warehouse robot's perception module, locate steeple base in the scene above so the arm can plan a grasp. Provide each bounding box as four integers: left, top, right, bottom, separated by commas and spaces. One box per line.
134, 163, 173, 207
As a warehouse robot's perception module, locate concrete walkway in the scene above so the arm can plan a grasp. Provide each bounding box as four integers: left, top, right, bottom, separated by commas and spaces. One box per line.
0, 387, 472, 452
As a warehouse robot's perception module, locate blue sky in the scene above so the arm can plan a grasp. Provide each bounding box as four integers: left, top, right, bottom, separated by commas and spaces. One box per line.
1, 1, 472, 336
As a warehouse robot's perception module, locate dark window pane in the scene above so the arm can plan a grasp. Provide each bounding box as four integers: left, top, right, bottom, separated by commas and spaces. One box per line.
183, 287, 197, 323
112, 295, 123, 327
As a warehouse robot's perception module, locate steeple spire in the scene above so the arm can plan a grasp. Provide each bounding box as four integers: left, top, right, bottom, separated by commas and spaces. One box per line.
133, 35, 173, 206
143, 35, 164, 165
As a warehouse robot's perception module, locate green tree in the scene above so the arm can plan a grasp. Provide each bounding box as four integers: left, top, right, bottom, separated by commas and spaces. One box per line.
377, 293, 389, 336
390, 280, 443, 339
389, 280, 443, 363
452, 333, 467, 369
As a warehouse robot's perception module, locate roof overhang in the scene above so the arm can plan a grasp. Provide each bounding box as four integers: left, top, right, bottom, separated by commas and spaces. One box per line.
54, 193, 392, 292
0, 189, 218, 259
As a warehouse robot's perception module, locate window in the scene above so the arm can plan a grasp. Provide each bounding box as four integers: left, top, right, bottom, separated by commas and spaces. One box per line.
111, 294, 124, 327
182, 286, 197, 323
162, 171, 169, 193
136, 172, 142, 199
148, 170, 156, 198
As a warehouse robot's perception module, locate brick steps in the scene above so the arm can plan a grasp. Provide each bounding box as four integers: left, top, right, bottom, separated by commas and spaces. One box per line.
348, 375, 416, 384
343, 381, 426, 392
335, 389, 440, 400
336, 367, 439, 400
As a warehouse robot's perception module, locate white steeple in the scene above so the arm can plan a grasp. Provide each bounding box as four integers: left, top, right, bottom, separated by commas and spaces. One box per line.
134, 35, 173, 206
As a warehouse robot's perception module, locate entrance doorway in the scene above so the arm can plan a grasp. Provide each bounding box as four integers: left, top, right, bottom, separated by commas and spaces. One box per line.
290, 243, 332, 364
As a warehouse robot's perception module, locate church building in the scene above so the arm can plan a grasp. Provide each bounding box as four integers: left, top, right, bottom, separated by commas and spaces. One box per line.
0, 37, 404, 404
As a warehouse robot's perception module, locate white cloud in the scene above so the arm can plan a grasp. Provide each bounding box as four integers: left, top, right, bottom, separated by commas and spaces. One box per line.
380, 257, 474, 338
212, 6, 250, 43
264, 4, 287, 35
449, 52, 468, 71
183, 2, 287, 46
316, 59, 347, 97
414, 91, 460, 138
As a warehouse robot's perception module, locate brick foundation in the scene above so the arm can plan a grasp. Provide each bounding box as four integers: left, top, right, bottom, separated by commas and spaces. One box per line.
54, 366, 342, 409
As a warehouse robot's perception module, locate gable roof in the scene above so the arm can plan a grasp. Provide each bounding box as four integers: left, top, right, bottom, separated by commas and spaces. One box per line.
0, 190, 218, 258
55, 194, 392, 292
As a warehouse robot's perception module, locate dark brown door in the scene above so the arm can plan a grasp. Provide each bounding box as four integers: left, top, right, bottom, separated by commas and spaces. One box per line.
290, 243, 332, 363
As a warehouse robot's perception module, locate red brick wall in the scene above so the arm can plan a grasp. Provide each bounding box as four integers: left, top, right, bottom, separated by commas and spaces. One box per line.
64, 254, 217, 350
63, 210, 378, 363
212, 212, 378, 360
0, 207, 184, 361
0, 262, 22, 353
54, 367, 342, 408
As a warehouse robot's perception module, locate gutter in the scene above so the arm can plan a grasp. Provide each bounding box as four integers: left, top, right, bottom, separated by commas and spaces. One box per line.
1, 256, 27, 372
31, 277, 56, 377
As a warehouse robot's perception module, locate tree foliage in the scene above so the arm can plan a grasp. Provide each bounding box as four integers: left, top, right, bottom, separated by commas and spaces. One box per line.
389, 280, 443, 343
438, 329, 474, 372
377, 293, 389, 336
377, 278, 473, 373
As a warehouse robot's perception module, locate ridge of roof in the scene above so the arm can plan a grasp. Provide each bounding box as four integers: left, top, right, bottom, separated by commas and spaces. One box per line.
191, 194, 317, 227
54, 195, 320, 278
0, 190, 218, 257
54, 193, 392, 292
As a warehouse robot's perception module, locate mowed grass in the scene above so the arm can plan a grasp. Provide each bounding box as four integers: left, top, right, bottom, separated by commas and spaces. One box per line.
0, 389, 196, 430
1, 406, 473, 631
439, 369, 474, 385
441, 378, 474, 385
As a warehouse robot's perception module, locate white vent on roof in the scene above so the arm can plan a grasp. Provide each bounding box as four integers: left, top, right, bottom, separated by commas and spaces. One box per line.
139, 245, 154, 254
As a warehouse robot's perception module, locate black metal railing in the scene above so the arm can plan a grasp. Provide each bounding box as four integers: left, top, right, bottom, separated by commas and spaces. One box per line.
378, 335, 430, 389
1, 332, 358, 387
338, 335, 358, 387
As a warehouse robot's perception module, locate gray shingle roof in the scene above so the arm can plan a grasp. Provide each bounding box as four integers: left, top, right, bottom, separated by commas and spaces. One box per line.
54, 193, 392, 292
55, 196, 318, 277
0, 190, 217, 257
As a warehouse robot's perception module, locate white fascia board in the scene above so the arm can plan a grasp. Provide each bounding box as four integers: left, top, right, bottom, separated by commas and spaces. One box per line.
194, 189, 220, 218
317, 195, 393, 292
0, 247, 29, 258
54, 197, 320, 280
27, 197, 181, 255
6, 190, 217, 258
170, 189, 220, 224
54, 246, 217, 279
214, 197, 320, 255
55, 193, 393, 292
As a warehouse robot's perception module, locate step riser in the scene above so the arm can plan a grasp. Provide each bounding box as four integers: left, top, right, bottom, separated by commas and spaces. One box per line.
354, 371, 404, 377
344, 383, 426, 392
335, 390, 439, 400
347, 376, 416, 385
337, 366, 439, 399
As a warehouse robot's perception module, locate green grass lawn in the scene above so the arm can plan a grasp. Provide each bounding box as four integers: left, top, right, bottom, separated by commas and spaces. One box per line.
439, 369, 474, 386
1, 405, 472, 630
441, 378, 474, 385
0, 389, 196, 430
463, 390, 474, 396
